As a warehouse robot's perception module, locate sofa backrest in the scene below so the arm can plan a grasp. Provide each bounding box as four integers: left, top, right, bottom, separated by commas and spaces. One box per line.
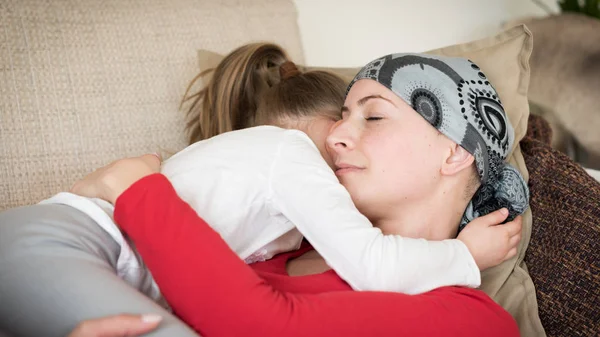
0, 0, 304, 210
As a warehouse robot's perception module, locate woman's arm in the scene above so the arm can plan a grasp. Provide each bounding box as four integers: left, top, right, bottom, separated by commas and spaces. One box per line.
114, 173, 519, 337
270, 131, 480, 293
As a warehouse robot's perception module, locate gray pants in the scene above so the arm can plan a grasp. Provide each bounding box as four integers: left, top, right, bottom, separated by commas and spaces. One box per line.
0, 204, 198, 337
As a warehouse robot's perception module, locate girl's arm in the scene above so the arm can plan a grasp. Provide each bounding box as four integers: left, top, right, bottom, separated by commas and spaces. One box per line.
269, 131, 480, 294
114, 173, 518, 337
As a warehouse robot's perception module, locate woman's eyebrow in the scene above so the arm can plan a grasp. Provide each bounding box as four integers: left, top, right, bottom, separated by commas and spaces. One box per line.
341, 94, 396, 113
357, 94, 395, 107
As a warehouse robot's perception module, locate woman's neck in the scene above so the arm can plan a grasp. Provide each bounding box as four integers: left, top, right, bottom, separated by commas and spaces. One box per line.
373, 184, 470, 240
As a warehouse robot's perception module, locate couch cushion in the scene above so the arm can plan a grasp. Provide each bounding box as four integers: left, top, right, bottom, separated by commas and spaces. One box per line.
198, 25, 545, 337
521, 114, 600, 337
506, 14, 600, 169
0, 0, 304, 210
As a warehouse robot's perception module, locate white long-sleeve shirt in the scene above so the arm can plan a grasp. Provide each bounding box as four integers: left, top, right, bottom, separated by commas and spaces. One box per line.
43, 125, 480, 294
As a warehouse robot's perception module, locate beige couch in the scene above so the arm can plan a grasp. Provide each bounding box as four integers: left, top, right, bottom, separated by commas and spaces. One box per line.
0, 0, 304, 211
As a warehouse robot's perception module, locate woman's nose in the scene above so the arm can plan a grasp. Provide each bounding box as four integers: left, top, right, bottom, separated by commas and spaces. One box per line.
326, 119, 355, 152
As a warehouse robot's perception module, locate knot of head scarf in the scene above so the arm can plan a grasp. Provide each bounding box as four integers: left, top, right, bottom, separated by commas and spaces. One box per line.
348, 53, 529, 231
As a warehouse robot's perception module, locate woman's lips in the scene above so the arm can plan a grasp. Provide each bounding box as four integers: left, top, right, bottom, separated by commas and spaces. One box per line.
335, 164, 364, 176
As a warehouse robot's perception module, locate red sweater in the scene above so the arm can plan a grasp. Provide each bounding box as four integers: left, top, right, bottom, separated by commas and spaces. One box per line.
114, 174, 520, 337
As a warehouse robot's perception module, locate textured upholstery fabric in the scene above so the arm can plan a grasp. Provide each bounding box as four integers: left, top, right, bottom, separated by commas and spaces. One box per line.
0, 0, 304, 210
522, 114, 600, 337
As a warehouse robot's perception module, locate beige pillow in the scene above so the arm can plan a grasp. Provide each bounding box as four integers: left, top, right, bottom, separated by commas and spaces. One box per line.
505, 13, 600, 169
197, 25, 544, 337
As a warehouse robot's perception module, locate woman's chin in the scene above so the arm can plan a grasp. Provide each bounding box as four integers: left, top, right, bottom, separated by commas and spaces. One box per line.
339, 179, 365, 203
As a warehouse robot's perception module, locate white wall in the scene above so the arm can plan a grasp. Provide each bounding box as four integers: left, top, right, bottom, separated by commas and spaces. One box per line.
293, 0, 560, 67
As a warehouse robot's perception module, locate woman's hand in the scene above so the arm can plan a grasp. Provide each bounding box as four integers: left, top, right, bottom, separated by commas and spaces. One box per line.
66, 314, 162, 337
70, 154, 161, 205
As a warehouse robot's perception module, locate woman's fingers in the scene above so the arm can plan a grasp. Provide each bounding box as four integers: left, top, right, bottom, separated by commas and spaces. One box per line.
141, 153, 162, 172
149, 152, 162, 162
69, 162, 113, 200
67, 314, 162, 337
69, 154, 162, 204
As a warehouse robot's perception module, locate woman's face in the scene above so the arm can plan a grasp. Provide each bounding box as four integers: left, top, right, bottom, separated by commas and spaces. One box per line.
326, 79, 449, 222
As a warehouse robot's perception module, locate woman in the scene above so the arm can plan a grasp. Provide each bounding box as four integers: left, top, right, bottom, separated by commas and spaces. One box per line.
68, 53, 527, 336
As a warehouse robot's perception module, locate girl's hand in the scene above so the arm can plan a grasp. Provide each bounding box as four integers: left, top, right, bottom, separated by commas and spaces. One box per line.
457, 209, 522, 271
66, 314, 162, 337
70, 154, 161, 205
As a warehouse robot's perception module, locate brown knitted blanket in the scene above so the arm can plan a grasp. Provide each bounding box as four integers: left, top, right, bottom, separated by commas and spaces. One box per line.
521, 114, 600, 337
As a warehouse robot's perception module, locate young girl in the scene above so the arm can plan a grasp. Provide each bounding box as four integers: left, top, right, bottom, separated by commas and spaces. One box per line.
47, 43, 522, 297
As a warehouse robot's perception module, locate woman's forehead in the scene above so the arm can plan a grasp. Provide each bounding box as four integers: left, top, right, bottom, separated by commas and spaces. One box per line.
344, 80, 413, 113
345, 80, 398, 105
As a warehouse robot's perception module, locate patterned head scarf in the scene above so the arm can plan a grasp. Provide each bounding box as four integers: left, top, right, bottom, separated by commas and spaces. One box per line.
348, 53, 529, 231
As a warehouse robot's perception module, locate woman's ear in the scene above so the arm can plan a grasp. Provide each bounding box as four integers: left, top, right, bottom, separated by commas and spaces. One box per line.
441, 143, 474, 177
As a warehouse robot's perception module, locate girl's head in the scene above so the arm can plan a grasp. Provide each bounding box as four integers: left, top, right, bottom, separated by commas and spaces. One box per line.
327, 53, 529, 238
182, 43, 347, 166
